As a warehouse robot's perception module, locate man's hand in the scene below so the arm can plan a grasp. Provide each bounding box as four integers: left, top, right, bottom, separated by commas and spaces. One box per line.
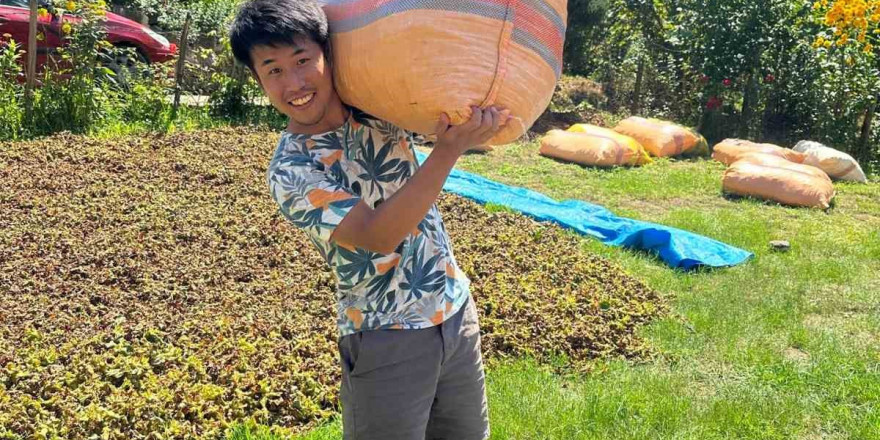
434, 106, 511, 156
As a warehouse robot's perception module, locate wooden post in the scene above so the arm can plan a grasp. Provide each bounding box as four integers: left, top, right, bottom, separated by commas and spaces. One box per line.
24, 0, 38, 120
172, 12, 192, 117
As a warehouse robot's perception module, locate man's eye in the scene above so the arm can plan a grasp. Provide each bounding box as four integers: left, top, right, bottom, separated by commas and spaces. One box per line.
297, 58, 310, 66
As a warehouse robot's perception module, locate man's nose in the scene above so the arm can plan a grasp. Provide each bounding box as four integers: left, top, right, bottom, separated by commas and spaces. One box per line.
285, 70, 306, 91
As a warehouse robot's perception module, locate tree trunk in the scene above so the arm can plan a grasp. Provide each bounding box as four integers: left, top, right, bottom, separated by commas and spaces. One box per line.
606, 67, 618, 113
856, 95, 877, 163
739, 50, 762, 139
630, 56, 645, 116
172, 13, 192, 118
739, 73, 759, 139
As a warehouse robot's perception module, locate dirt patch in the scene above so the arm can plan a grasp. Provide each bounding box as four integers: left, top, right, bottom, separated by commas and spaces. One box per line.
0, 129, 665, 438
783, 347, 811, 364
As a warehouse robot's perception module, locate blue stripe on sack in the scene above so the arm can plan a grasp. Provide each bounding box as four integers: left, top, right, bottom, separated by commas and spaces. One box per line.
512, 28, 561, 77
328, 0, 509, 33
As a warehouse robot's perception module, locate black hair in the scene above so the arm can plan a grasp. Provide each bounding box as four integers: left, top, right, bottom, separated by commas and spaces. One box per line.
229, 0, 331, 71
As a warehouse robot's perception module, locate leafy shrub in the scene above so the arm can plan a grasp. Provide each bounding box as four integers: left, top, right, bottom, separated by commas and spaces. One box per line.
0, 35, 24, 141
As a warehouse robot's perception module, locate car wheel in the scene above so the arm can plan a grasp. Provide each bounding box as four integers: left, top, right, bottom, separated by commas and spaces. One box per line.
105, 46, 149, 87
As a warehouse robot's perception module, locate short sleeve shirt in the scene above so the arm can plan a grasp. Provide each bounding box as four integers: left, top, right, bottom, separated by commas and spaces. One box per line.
266, 108, 471, 336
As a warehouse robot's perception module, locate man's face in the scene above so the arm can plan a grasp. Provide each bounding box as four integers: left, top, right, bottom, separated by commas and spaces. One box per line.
250, 37, 341, 134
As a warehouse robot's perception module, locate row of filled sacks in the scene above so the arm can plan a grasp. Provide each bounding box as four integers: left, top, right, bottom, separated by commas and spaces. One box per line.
713, 138, 867, 183
712, 138, 867, 209
539, 118, 708, 167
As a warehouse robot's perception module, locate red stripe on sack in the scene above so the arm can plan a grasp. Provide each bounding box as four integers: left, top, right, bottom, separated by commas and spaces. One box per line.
513, 2, 564, 62
324, 0, 396, 22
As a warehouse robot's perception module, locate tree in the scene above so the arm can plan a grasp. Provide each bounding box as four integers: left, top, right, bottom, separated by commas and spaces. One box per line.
812, 0, 880, 162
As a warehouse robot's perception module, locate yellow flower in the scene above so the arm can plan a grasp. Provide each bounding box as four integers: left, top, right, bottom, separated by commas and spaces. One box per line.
61, 22, 72, 35
36, 32, 45, 42
37, 8, 49, 19
865, 42, 875, 53
846, 56, 854, 65
66, 1, 75, 11
825, 40, 833, 47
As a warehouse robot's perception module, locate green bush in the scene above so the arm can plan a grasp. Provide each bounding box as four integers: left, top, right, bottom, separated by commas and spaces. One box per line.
0, 0, 284, 141
0, 36, 24, 141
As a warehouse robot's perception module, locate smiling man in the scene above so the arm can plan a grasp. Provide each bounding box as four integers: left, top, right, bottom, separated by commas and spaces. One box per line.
229, 1, 508, 439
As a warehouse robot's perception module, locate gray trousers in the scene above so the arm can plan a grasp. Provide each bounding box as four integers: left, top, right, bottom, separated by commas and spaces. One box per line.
338, 296, 489, 440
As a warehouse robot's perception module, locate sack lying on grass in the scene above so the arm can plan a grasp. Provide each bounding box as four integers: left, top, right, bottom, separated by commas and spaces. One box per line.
793, 141, 867, 183
712, 138, 806, 166
722, 153, 834, 209
539, 125, 651, 167
324, 0, 567, 146
612, 117, 708, 157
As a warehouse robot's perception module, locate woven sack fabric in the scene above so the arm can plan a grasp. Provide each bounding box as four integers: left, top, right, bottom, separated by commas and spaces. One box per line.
793, 140, 867, 183
722, 153, 834, 209
612, 117, 707, 158
712, 138, 807, 166
324, 0, 567, 145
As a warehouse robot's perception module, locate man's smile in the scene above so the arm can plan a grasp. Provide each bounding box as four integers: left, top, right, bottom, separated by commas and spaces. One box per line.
289, 93, 316, 107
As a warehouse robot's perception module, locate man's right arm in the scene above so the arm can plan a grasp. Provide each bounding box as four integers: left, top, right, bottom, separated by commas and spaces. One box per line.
330, 107, 508, 254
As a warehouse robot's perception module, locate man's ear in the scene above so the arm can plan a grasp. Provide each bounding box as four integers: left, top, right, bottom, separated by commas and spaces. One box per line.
322, 42, 333, 69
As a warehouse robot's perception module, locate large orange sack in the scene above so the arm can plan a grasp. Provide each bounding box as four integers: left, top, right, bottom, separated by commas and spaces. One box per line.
324, 0, 567, 145
540, 125, 651, 167
712, 139, 806, 166
612, 117, 708, 157
722, 153, 834, 209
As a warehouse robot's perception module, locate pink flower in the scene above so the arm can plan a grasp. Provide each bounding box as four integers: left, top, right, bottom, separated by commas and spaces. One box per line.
722, 79, 732, 87
706, 96, 723, 110
764, 74, 775, 83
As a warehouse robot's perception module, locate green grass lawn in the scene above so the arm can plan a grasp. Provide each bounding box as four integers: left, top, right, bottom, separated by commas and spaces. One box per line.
233, 141, 880, 439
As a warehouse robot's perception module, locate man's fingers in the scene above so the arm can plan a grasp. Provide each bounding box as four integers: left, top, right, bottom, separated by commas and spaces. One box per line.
435, 113, 450, 136
466, 106, 483, 129
489, 107, 502, 133
480, 107, 495, 133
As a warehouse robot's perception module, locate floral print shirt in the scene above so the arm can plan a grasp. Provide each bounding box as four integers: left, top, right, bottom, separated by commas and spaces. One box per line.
266, 108, 470, 336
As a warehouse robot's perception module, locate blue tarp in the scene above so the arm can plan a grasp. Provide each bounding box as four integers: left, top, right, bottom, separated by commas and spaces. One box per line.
416, 151, 753, 270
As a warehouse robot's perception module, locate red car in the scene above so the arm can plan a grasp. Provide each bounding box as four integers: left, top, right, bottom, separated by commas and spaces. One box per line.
0, 0, 176, 75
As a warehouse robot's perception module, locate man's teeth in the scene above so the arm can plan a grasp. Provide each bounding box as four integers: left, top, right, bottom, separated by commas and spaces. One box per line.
290, 94, 314, 106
